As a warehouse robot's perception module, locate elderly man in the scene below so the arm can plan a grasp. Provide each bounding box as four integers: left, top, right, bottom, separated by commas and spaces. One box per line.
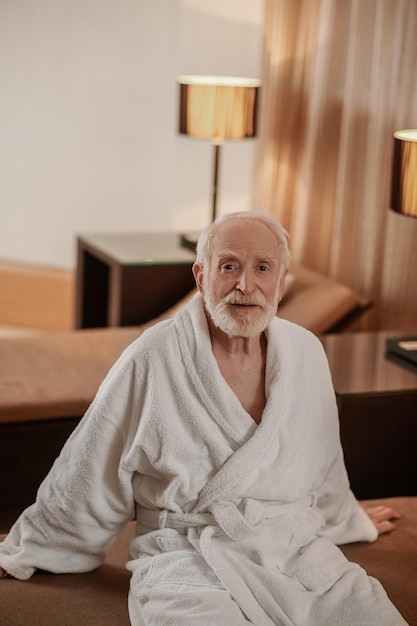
0, 211, 406, 624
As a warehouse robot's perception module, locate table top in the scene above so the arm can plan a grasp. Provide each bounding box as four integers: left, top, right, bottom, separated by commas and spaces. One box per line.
2, 327, 416, 423
78, 232, 196, 265
0, 327, 141, 423
321, 331, 417, 396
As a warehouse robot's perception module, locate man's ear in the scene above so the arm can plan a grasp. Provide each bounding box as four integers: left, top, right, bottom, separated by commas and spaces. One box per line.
192, 262, 204, 293
277, 268, 288, 302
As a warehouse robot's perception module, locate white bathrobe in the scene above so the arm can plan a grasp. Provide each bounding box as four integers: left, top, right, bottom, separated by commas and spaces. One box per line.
0, 294, 407, 625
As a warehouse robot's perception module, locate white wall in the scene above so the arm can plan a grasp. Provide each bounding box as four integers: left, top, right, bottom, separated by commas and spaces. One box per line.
0, 0, 263, 268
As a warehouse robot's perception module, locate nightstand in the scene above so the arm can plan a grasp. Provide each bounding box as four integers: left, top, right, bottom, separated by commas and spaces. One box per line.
75, 233, 196, 329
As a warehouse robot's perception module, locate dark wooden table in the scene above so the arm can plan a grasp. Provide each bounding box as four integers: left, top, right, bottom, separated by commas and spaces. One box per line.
321, 331, 417, 499
0, 327, 141, 509
75, 232, 196, 328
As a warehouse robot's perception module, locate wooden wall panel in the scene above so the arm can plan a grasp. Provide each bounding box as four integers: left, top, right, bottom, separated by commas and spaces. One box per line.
0, 261, 75, 331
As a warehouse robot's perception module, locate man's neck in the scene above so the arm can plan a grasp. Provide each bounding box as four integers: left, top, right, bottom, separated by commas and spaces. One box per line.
207, 316, 267, 424
207, 316, 266, 359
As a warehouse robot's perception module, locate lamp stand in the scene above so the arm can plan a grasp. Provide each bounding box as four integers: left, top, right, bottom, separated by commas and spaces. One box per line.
211, 139, 222, 223
180, 138, 223, 252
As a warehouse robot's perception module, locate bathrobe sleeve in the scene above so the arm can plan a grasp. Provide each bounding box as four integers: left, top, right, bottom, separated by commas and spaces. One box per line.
291, 328, 379, 546
313, 445, 378, 544
0, 343, 142, 580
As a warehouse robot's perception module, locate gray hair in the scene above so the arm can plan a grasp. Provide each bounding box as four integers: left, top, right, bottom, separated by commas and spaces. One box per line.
195, 210, 291, 272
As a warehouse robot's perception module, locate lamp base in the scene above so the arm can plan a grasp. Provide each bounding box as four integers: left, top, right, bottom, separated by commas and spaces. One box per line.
179, 232, 200, 252
385, 336, 417, 371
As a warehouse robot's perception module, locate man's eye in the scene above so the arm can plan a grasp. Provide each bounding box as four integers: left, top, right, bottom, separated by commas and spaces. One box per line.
259, 265, 269, 272
222, 264, 235, 271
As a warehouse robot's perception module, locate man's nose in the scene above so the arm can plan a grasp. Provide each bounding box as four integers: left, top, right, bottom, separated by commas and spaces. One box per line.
236, 270, 254, 293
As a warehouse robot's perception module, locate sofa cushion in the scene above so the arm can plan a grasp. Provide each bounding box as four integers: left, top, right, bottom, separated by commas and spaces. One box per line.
1, 497, 416, 626
0, 523, 132, 626
341, 497, 417, 625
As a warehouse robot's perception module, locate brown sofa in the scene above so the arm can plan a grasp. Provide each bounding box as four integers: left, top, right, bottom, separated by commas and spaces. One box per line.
1, 496, 416, 625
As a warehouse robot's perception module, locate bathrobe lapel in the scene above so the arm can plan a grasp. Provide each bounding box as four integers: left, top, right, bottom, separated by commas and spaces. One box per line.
175, 294, 294, 514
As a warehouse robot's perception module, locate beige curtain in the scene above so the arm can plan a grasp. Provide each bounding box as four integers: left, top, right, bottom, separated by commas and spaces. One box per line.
253, 0, 417, 330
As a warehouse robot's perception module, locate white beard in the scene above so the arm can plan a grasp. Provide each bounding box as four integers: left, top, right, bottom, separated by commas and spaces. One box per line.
203, 289, 278, 338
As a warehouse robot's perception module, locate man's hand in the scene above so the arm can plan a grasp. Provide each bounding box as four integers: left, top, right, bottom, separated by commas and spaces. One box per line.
362, 504, 401, 534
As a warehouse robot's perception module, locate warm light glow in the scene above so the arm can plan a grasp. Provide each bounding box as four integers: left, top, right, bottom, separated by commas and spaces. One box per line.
177, 75, 260, 141
393, 129, 417, 143
391, 129, 417, 218
178, 75, 260, 88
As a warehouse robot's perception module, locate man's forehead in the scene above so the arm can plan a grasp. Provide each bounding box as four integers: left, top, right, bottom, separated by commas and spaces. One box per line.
216, 242, 278, 259
213, 222, 280, 258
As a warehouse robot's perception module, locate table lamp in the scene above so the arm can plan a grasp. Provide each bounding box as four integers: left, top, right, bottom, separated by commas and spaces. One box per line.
177, 74, 260, 249
390, 129, 417, 218
386, 128, 417, 368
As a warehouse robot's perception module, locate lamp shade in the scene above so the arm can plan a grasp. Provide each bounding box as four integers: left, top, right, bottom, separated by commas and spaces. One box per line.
177, 75, 260, 141
391, 129, 417, 218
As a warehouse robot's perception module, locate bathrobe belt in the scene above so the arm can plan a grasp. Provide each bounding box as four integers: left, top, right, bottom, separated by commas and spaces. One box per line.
136, 496, 314, 542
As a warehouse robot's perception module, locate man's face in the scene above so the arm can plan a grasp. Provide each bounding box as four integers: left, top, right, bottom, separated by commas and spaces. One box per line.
193, 220, 287, 338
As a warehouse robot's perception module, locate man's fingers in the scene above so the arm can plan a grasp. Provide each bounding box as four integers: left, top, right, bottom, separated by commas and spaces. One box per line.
362, 504, 402, 535
376, 520, 396, 534
365, 505, 401, 521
